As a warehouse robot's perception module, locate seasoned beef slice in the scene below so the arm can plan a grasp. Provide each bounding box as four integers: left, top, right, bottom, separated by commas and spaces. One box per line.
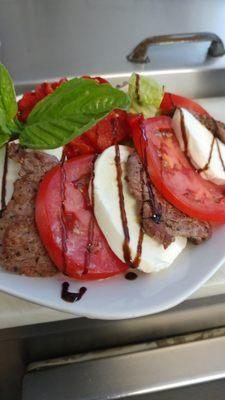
196, 113, 225, 144
126, 152, 212, 248
0, 143, 58, 276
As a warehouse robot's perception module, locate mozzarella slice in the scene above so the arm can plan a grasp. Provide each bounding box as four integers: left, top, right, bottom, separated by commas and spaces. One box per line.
0, 146, 20, 209
92, 145, 187, 273
172, 108, 225, 185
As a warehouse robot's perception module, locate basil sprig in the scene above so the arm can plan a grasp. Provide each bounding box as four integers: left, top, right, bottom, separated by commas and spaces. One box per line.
20, 77, 130, 149
0, 64, 131, 150
0, 64, 18, 146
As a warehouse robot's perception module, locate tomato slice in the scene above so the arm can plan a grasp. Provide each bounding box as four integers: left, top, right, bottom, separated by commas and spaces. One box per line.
160, 92, 209, 116
129, 114, 225, 222
82, 75, 109, 84
17, 75, 108, 123
36, 155, 127, 280
17, 78, 67, 122
64, 109, 131, 158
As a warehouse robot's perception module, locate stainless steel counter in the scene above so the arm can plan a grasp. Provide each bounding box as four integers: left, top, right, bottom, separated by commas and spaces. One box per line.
1, 0, 225, 84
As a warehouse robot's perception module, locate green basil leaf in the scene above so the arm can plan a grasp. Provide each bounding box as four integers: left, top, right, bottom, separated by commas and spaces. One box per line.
20, 78, 130, 149
0, 108, 11, 136
0, 63, 17, 121
0, 124, 10, 147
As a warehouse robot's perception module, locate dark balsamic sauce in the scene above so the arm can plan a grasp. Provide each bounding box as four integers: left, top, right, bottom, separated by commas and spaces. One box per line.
61, 282, 87, 303
213, 119, 225, 172
0, 143, 9, 218
83, 155, 97, 275
180, 109, 225, 174
125, 271, 137, 281
114, 144, 133, 267
133, 227, 144, 268
180, 109, 189, 159
197, 136, 215, 173
140, 123, 161, 224
111, 117, 118, 145
133, 166, 144, 268
217, 139, 225, 171
59, 151, 69, 275
135, 74, 141, 104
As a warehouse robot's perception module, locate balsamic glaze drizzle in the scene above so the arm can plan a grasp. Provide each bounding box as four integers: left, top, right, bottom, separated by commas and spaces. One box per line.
59, 151, 69, 274
125, 271, 138, 281
83, 156, 97, 275
115, 144, 133, 267
180, 109, 189, 159
217, 139, 225, 171
140, 123, 161, 224
135, 73, 141, 104
133, 166, 144, 268
61, 282, 87, 303
213, 119, 225, 172
0, 143, 9, 217
179, 108, 225, 174
197, 136, 215, 173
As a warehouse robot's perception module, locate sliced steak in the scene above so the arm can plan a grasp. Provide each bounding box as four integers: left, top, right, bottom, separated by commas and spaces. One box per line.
2, 217, 57, 276
0, 143, 59, 276
194, 113, 225, 144
126, 152, 212, 248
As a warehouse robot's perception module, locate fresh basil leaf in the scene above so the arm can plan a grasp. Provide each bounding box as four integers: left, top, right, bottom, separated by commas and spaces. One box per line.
0, 108, 11, 136
0, 63, 17, 121
20, 78, 130, 149
0, 127, 10, 147
7, 118, 23, 138
0, 64, 18, 147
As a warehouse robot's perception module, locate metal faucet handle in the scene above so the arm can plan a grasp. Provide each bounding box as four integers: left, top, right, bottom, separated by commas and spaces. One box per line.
127, 32, 225, 64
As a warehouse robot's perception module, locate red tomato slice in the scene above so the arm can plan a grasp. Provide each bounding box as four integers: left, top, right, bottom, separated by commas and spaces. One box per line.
17, 75, 107, 123
160, 92, 209, 116
64, 109, 131, 158
36, 155, 127, 280
82, 75, 109, 84
17, 78, 67, 122
129, 114, 225, 222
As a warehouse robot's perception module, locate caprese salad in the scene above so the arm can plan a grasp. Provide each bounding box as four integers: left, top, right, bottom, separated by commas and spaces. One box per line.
0, 65, 224, 287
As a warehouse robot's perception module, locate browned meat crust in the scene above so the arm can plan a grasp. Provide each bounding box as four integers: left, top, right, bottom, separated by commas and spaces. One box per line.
126, 152, 212, 248
0, 143, 59, 277
2, 217, 57, 276
194, 113, 225, 144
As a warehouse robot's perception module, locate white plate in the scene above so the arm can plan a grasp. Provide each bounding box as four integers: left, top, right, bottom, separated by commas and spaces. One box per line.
0, 227, 225, 319
0, 86, 224, 320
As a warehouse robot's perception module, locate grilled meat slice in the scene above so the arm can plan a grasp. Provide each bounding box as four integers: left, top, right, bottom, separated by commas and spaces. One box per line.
1, 216, 57, 276
194, 113, 225, 144
8, 143, 59, 182
0, 143, 59, 276
126, 152, 212, 248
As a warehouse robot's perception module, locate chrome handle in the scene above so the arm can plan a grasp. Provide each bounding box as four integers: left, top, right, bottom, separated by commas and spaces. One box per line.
127, 32, 225, 63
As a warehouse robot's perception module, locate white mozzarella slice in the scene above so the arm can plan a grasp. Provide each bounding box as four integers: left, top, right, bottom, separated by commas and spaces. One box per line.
42, 147, 63, 160
172, 108, 225, 185
92, 145, 187, 273
0, 146, 20, 209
